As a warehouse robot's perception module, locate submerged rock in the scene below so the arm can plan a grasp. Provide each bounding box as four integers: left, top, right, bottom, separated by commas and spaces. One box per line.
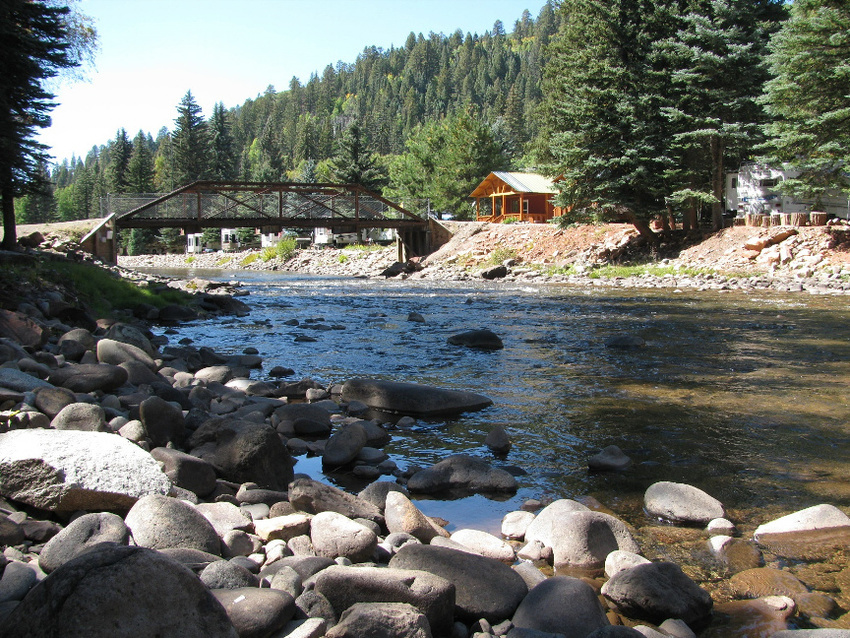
644, 481, 725, 525
447, 329, 504, 350
340, 378, 493, 417
406, 454, 517, 495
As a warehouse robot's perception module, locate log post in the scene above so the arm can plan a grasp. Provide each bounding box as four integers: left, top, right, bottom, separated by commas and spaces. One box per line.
810, 211, 828, 226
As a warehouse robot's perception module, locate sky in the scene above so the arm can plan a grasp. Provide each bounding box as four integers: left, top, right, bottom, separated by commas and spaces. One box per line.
39, 0, 544, 165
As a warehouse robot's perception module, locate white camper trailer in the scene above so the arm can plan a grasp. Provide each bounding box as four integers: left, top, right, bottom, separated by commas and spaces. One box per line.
727, 163, 850, 219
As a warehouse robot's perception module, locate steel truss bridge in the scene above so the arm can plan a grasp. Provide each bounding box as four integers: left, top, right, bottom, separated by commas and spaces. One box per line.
97, 180, 431, 260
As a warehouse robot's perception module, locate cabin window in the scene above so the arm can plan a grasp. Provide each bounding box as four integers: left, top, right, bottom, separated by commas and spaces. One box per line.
510, 200, 520, 214
523, 200, 529, 215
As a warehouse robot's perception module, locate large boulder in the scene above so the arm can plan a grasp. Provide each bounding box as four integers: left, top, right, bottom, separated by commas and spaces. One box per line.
524, 499, 590, 547
0, 544, 237, 637
0, 429, 171, 511
96, 338, 157, 371
542, 510, 639, 570
512, 576, 610, 636
323, 422, 368, 467
389, 544, 527, 623
104, 323, 155, 357
600, 561, 713, 627
644, 481, 725, 525
124, 494, 221, 555
340, 378, 493, 417
288, 478, 383, 524
207, 421, 294, 491
314, 564, 455, 635
273, 403, 332, 437
406, 454, 517, 495
38, 512, 131, 574
48, 363, 129, 393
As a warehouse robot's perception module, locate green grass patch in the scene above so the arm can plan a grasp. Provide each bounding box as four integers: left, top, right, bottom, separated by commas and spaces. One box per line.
37, 260, 192, 316
184, 255, 195, 264
487, 246, 518, 266
215, 256, 232, 266
587, 264, 715, 279
240, 253, 259, 267
347, 243, 384, 252
338, 253, 349, 264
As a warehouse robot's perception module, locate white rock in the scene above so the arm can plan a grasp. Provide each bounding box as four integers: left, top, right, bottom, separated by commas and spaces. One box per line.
501, 510, 535, 540
523, 499, 590, 547
604, 550, 651, 578
708, 535, 734, 556
449, 529, 515, 562
706, 517, 736, 535
754, 504, 850, 541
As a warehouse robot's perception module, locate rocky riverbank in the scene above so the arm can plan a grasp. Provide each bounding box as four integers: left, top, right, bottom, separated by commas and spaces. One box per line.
2, 246, 850, 636
117, 220, 850, 295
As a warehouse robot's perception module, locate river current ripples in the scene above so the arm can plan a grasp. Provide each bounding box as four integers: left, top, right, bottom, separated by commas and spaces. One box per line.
146, 269, 850, 537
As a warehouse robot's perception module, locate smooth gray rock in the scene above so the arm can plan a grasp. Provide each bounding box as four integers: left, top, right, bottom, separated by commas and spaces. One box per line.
151, 447, 217, 497
195, 365, 235, 384
39, 512, 130, 574
266, 565, 303, 598
1, 545, 238, 637
601, 561, 713, 626
358, 480, 409, 511
326, 602, 433, 638
104, 323, 155, 357
288, 478, 383, 524
644, 481, 725, 525
0, 561, 38, 603
120, 360, 163, 385
314, 564, 455, 635
296, 589, 338, 626
50, 402, 107, 432
524, 499, 590, 548
340, 378, 493, 417
0, 429, 171, 511
48, 363, 128, 393
0, 368, 52, 392
545, 510, 640, 569
310, 511, 377, 562
450, 528, 516, 562
0, 516, 24, 546
384, 491, 449, 542
124, 494, 221, 555
323, 422, 368, 467
212, 587, 295, 638
97, 338, 157, 370
389, 544, 527, 623
512, 576, 609, 636
447, 328, 504, 350
407, 454, 517, 494
32, 386, 76, 418
200, 560, 259, 590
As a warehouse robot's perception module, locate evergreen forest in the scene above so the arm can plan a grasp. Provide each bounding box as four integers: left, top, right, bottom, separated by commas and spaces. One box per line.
11, 0, 850, 247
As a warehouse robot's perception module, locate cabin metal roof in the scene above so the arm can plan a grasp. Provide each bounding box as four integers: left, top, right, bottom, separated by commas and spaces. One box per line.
470, 172, 558, 198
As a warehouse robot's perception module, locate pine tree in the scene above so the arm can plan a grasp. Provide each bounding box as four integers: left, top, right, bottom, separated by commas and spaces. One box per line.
171, 91, 211, 186
210, 102, 237, 180
0, 1, 90, 249
328, 121, 387, 193
127, 130, 155, 193
660, 0, 785, 230
107, 128, 132, 193
761, 0, 850, 203
541, 0, 679, 239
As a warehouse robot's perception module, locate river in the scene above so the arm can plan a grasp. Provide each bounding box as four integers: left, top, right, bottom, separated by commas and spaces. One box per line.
144, 269, 850, 540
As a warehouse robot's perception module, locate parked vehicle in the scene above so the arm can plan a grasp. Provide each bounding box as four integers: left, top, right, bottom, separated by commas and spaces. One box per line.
726, 163, 850, 219
313, 227, 395, 247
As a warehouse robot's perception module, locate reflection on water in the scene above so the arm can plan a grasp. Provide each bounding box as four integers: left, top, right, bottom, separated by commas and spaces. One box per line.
146, 268, 850, 538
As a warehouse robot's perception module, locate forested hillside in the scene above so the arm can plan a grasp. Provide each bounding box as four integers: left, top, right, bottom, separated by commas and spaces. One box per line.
15, 2, 561, 224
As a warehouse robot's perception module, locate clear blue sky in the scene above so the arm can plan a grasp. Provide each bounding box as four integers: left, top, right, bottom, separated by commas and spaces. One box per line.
39, 0, 544, 164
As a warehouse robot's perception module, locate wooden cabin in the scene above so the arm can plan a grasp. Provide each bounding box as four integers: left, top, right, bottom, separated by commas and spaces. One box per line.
471, 172, 565, 223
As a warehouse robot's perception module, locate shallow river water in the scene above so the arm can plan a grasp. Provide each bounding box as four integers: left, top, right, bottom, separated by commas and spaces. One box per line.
147, 269, 850, 543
